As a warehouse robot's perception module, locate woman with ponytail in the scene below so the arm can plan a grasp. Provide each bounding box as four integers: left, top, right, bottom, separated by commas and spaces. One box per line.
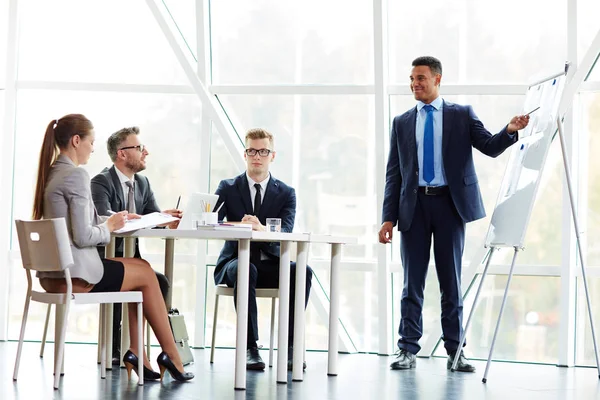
32, 114, 194, 382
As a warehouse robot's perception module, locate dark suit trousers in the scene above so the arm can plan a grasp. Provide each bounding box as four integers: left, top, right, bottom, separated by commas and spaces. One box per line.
223, 256, 313, 348
398, 191, 466, 355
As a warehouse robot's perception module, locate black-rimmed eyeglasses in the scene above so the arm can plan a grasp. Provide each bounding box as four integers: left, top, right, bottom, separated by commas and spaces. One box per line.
119, 144, 145, 152
245, 148, 272, 157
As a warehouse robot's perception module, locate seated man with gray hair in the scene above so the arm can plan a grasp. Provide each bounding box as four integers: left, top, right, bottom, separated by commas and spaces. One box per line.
91, 126, 182, 365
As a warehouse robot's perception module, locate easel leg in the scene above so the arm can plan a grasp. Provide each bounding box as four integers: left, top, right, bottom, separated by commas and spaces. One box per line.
451, 247, 495, 372
482, 248, 519, 383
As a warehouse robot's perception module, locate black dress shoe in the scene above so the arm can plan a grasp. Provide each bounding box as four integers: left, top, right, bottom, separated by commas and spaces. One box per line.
287, 347, 306, 371
390, 349, 416, 370
122, 350, 161, 381
112, 349, 120, 366
448, 350, 476, 372
156, 352, 194, 382
246, 347, 266, 370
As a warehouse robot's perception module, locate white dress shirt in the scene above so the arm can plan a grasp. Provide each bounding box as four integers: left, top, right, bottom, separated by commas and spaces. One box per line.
115, 166, 135, 210
246, 172, 270, 206
246, 172, 270, 260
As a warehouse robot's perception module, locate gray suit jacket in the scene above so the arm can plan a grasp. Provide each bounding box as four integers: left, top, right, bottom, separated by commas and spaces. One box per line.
38, 155, 110, 284
91, 166, 160, 258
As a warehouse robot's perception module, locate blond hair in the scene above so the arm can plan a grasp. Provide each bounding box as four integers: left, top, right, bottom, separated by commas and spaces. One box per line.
245, 128, 274, 148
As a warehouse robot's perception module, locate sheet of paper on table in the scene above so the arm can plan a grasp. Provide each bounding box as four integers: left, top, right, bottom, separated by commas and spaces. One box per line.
114, 212, 179, 233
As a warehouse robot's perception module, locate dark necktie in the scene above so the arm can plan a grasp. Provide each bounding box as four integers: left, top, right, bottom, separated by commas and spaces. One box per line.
253, 183, 261, 216
423, 104, 435, 184
125, 181, 136, 214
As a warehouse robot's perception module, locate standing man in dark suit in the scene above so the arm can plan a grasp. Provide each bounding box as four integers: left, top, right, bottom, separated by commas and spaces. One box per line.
379, 56, 530, 372
91, 126, 182, 365
214, 128, 313, 371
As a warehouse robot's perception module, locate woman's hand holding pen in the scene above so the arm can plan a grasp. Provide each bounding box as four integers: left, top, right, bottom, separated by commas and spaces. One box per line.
106, 211, 128, 232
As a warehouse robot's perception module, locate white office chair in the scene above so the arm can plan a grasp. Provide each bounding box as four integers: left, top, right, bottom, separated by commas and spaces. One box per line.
210, 285, 279, 367
13, 218, 144, 389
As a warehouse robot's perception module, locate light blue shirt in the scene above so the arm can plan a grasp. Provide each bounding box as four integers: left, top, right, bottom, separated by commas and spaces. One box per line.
416, 96, 447, 186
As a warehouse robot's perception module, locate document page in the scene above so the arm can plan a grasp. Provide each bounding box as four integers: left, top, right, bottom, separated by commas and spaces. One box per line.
114, 212, 179, 234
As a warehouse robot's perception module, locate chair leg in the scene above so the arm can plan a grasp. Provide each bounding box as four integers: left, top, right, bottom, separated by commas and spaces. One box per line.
137, 302, 143, 386
210, 294, 220, 363
120, 303, 129, 369
100, 304, 106, 379
40, 304, 52, 358
269, 297, 276, 367
146, 321, 151, 360
53, 302, 70, 390
13, 295, 32, 381
97, 304, 103, 364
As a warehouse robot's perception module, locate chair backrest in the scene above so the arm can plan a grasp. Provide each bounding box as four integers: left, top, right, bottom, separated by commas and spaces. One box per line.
15, 219, 74, 272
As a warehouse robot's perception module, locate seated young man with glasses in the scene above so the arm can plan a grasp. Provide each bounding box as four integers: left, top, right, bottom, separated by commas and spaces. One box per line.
214, 128, 313, 371
90, 126, 181, 366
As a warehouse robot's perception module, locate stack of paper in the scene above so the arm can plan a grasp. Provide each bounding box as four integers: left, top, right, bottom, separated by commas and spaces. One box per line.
197, 223, 253, 231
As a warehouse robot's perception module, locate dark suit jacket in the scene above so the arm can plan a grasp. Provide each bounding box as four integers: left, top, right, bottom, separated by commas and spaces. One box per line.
91, 166, 161, 257
382, 100, 518, 232
214, 173, 296, 285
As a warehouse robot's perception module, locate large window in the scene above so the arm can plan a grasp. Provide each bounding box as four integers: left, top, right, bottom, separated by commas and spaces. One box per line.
210, 0, 373, 84
431, 276, 560, 364
578, 0, 600, 69
394, 274, 561, 364
18, 0, 188, 85
0, 2, 7, 87
389, 0, 566, 84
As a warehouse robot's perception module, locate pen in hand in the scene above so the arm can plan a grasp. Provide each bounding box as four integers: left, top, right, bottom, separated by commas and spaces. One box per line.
175, 195, 181, 210
525, 106, 540, 116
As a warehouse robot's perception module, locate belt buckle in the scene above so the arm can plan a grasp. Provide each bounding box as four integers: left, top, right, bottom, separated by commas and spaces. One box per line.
425, 186, 433, 195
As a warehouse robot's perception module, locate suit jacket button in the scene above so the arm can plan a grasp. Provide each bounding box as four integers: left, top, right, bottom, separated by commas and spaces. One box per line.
413, 189, 417, 194
415, 171, 418, 176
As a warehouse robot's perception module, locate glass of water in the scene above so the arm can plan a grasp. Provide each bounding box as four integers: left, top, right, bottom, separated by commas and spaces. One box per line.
266, 218, 282, 232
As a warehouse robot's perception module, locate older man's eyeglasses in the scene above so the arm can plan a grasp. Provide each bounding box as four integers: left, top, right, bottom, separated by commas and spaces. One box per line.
119, 144, 145, 152
245, 148, 272, 157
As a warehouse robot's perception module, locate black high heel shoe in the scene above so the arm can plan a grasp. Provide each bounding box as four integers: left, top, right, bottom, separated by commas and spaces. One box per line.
156, 352, 194, 382
123, 350, 161, 381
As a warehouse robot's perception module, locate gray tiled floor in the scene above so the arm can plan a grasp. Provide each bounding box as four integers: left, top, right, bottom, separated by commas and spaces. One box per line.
1, 341, 599, 399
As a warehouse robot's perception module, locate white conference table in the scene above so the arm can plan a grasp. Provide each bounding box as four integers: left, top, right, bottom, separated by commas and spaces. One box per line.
111, 228, 308, 390
290, 233, 356, 381
108, 228, 355, 389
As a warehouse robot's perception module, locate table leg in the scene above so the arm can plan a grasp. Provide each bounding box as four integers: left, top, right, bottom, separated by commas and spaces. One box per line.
277, 241, 291, 383
235, 239, 250, 390
292, 241, 308, 381
164, 238, 175, 310
328, 243, 342, 376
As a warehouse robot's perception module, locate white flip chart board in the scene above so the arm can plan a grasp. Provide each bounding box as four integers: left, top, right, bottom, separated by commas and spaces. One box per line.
485, 70, 567, 248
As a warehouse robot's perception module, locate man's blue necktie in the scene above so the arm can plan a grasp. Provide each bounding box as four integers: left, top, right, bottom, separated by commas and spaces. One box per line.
423, 104, 435, 184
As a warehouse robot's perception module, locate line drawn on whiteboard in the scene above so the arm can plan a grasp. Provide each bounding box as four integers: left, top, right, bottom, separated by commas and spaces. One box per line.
505, 143, 527, 197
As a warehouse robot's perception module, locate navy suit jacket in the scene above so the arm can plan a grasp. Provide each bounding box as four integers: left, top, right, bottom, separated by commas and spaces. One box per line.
214, 173, 296, 285
91, 166, 161, 257
382, 100, 518, 232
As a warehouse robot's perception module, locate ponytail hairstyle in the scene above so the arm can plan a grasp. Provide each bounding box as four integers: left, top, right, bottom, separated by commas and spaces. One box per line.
32, 114, 94, 220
